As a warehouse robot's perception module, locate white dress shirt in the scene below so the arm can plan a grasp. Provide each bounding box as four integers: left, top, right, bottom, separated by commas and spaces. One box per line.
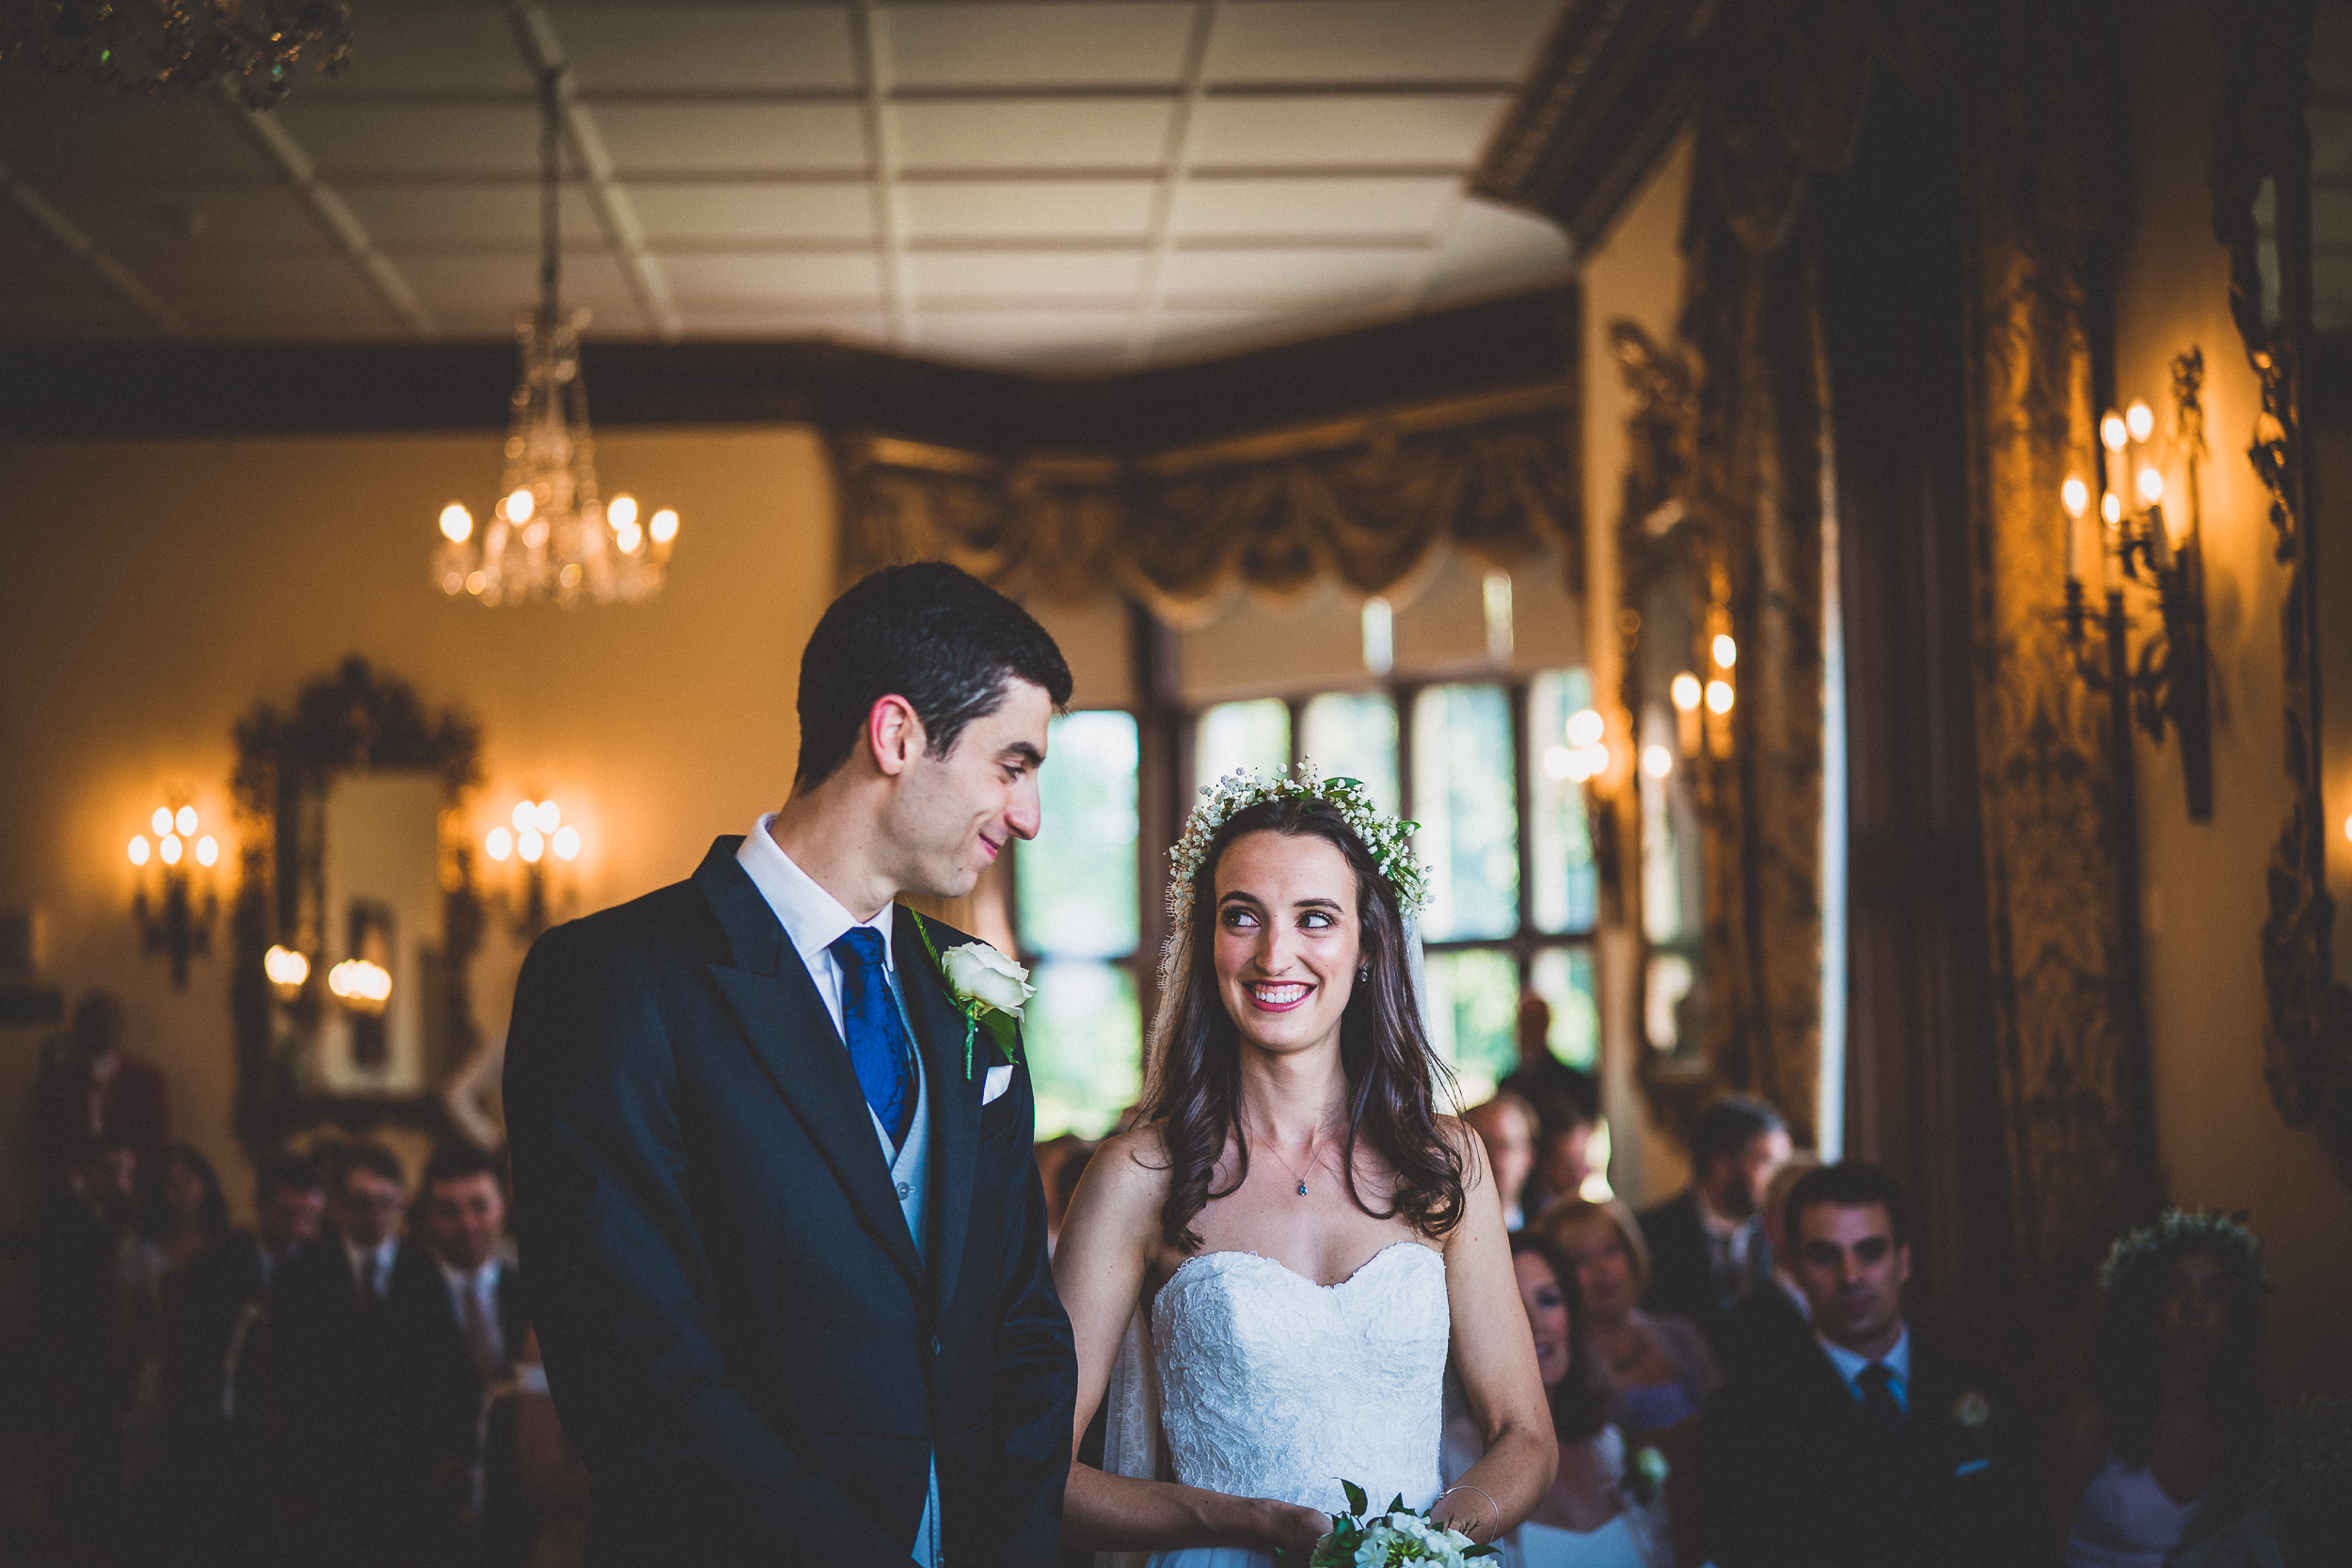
1819, 1324, 1912, 1415
735, 815, 940, 1566
439, 1257, 507, 1367
343, 1234, 398, 1302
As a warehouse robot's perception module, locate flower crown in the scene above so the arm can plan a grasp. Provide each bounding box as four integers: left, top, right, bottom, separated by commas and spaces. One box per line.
2097, 1208, 2271, 1293
1166, 759, 1429, 929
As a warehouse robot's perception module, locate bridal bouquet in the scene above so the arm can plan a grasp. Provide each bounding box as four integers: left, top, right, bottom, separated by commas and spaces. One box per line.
1286, 1481, 1499, 1567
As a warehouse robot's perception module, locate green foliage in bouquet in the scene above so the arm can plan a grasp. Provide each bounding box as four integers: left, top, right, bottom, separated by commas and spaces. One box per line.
1278, 1481, 1501, 1568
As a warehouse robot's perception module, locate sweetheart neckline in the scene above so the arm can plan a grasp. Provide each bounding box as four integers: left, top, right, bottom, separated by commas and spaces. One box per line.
1162, 1238, 1441, 1294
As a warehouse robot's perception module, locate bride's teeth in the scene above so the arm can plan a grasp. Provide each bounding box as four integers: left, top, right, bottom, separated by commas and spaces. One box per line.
1252, 982, 1308, 1004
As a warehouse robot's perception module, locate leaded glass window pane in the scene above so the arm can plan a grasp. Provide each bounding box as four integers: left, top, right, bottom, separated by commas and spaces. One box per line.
1022, 959, 1141, 1139
1422, 947, 1520, 1105
1527, 669, 1598, 934
1300, 692, 1399, 814
1409, 684, 1518, 941
1194, 699, 1290, 794
1529, 944, 1600, 1070
1018, 710, 1138, 960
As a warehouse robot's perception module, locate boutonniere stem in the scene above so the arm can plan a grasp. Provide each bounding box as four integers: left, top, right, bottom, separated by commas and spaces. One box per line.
910, 911, 1032, 1080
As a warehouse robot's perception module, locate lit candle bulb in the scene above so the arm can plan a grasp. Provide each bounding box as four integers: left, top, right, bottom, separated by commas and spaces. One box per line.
2061, 475, 2090, 586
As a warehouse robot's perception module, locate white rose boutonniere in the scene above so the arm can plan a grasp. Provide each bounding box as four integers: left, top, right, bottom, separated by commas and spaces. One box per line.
911, 912, 1033, 1080
1952, 1391, 1992, 1432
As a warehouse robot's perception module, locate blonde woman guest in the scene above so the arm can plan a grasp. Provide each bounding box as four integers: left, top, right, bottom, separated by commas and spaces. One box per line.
1534, 1198, 1719, 1441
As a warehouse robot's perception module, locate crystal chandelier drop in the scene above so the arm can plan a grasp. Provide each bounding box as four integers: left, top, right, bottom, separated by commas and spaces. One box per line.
0, 0, 354, 109
432, 71, 676, 608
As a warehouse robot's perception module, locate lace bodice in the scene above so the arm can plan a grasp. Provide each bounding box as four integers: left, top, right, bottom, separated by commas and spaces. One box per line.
1150, 1242, 1450, 1518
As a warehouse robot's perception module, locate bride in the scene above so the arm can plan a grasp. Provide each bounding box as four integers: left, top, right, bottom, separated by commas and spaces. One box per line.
1055, 768, 1556, 1564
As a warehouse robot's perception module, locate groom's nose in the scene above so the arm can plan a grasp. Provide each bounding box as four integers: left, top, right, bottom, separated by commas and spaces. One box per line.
1004, 774, 1041, 840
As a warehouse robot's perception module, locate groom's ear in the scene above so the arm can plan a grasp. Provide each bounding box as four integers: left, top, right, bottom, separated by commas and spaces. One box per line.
866, 694, 929, 778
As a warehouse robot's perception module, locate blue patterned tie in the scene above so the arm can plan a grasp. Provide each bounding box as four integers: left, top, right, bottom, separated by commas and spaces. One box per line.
830, 927, 914, 1148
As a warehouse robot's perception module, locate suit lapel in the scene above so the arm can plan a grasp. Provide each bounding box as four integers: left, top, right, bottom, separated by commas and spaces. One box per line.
896, 906, 980, 1320
694, 841, 925, 1291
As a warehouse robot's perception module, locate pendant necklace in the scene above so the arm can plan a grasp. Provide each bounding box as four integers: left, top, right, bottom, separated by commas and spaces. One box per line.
1251, 1112, 1337, 1197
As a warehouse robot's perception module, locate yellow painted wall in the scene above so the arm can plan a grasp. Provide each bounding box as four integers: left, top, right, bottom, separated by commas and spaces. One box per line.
0, 427, 837, 1305
2116, 0, 2352, 1392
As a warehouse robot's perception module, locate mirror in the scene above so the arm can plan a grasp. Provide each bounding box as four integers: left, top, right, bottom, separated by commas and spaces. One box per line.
2217, 8, 2352, 1180
1605, 321, 1723, 1132
230, 657, 484, 1156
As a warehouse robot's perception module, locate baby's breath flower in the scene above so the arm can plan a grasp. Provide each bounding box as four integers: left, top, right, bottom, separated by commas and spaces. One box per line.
1166, 759, 1430, 930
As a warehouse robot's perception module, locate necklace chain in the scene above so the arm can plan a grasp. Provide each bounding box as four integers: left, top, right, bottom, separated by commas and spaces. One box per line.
1247, 1112, 1339, 1197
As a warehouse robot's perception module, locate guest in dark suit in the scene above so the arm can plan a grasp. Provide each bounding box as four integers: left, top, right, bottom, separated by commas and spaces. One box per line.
390, 1143, 532, 1567
271, 1139, 413, 1566
159, 1150, 325, 1567
37, 1132, 141, 1547
1713, 1152, 1820, 1384
1698, 1162, 2031, 1568
34, 990, 169, 1182
1638, 1094, 1789, 1349
505, 562, 1079, 1568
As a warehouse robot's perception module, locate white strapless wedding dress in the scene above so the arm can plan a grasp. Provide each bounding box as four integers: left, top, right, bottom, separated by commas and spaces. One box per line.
1137, 1240, 1451, 1568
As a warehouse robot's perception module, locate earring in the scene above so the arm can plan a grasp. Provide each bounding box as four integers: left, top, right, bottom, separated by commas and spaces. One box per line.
1358, 963, 1371, 983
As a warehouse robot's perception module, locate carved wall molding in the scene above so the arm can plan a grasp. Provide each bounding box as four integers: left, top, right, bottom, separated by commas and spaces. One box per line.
834, 378, 1583, 622
2215, 0, 2352, 1182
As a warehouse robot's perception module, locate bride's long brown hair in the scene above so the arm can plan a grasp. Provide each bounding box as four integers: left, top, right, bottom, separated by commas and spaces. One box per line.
1140, 794, 1467, 1252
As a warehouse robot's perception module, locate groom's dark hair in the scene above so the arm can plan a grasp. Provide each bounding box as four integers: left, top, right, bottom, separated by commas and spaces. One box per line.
796, 561, 1073, 789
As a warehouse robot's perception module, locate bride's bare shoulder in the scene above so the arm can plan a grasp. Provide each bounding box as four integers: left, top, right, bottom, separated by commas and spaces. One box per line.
1087, 1120, 1175, 1201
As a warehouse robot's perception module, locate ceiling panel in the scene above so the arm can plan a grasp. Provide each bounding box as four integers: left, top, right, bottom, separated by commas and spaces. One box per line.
1187, 93, 1509, 169
898, 178, 1159, 241
135, 253, 405, 327
42, 182, 333, 257
883, 3, 1196, 88
658, 250, 886, 303
303, 8, 535, 96
677, 309, 891, 344
906, 248, 1145, 300
0, 209, 153, 335
1204, 1, 1560, 84
559, 8, 859, 92
399, 251, 641, 313
0, 84, 272, 181
274, 103, 545, 177
340, 182, 605, 248
891, 99, 1175, 172
1172, 175, 1455, 239
1160, 245, 1419, 301
627, 182, 876, 244
593, 103, 869, 175
914, 309, 1136, 361
1423, 197, 1571, 302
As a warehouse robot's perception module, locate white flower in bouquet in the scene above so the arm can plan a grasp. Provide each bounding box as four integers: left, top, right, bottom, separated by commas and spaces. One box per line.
1295, 1481, 1495, 1568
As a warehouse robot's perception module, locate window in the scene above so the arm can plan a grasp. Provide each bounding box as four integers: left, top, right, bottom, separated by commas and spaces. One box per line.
1009, 671, 1601, 1130
1012, 710, 1142, 1138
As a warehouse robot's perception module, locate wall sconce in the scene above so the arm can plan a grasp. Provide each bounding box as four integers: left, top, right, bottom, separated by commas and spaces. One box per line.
127, 802, 219, 989
326, 957, 391, 1015
1545, 706, 1614, 784
484, 796, 583, 938
262, 943, 310, 1003
2058, 348, 2214, 820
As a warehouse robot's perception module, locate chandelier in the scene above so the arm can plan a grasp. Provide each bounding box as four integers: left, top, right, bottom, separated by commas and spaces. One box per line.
432, 70, 676, 609
0, 0, 353, 109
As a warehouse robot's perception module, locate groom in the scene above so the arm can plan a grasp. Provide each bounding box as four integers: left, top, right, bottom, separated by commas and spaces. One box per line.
505, 562, 1079, 1567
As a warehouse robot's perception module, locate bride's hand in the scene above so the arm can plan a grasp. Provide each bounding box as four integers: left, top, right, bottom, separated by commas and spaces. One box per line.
1245, 1498, 1331, 1553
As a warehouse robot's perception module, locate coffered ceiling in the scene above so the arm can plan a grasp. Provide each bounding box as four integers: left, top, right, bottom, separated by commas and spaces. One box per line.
0, 0, 1576, 369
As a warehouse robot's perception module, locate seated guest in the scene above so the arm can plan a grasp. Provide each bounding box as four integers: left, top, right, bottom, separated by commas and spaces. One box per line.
1499, 992, 1599, 1139
162, 1150, 325, 1566
1525, 1099, 1604, 1216
37, 1132, 141, 1546
1714, 1152, 1820, 1383
1448, 1232, 1673, 1568
1466, 1091, 1539, 1230
2058, 1211, 2270, 1567
1638, 1095, 1788, 1352
390, 1143, 531, 1567
119, 1143, 230, 1543
1534, 1197, 1719, 1441
34, 990, 169, 1183
1698, 1162, 2030, 1568
272, 1139, 416, 1566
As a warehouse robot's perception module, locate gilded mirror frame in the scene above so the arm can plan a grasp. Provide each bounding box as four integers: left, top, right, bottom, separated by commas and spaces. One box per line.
2217, 0, 2352, 1181
229, 656, 485, 1158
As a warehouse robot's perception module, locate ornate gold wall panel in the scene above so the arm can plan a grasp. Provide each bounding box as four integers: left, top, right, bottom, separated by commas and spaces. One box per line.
832, 381, 1581, 621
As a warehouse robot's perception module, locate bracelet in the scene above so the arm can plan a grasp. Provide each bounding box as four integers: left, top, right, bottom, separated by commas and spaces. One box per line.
1435, 1483, 1500, 1540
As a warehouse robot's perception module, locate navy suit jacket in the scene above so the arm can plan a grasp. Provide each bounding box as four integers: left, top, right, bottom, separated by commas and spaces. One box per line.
504, 837, 1076, 1568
